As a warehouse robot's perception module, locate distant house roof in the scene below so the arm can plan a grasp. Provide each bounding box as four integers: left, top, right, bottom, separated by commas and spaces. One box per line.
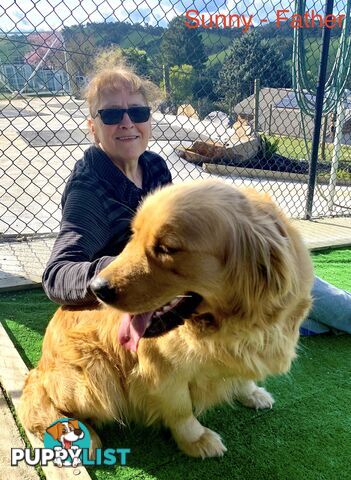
234, 87, 351, 139
234, 88, 293, 116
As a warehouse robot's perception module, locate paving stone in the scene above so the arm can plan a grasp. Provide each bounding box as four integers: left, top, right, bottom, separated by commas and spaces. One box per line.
0, 389, 40, 480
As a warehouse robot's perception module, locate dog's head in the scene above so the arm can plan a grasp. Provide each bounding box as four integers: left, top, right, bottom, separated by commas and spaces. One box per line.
91, 179, 295, 351
46, 419, 84, 445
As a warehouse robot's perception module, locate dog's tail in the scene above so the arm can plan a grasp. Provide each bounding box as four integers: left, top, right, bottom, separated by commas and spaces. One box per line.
18, 368, 64, 439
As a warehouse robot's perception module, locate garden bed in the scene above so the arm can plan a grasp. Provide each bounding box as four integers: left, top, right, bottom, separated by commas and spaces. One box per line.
178, 147, 351, 185
206, 153, 351, 176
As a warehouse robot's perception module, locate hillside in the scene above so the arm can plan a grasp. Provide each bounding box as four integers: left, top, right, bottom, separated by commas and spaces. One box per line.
0, 19, 345, 92
0, 35, 29, 63
0, 21, 242, 65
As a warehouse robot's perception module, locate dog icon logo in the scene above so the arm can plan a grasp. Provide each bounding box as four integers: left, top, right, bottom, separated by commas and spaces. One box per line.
44, 418, 90, 468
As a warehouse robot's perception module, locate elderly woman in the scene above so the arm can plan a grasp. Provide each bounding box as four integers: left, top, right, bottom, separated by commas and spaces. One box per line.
42, 65, 351, 335
43, 65, 171, 305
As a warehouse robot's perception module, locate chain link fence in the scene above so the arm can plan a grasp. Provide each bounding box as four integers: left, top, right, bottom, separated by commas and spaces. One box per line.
1, 0, 351, 240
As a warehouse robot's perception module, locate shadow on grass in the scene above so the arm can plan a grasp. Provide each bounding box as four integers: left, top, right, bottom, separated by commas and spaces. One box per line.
87, 407, 253, 480
1, 320, 36, 369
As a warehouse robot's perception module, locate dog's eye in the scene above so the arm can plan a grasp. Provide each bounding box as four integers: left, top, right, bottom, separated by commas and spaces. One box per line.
154, 243, 179, 256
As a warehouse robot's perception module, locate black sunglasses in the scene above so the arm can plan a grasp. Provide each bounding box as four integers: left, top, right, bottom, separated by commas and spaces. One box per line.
96, 106, 151, 125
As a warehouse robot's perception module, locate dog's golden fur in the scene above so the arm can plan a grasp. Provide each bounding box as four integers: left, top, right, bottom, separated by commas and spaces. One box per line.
19, 179, 313, 458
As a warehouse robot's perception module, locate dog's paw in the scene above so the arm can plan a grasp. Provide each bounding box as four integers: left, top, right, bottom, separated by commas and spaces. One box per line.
239, 386, 275, 410
53, 458, 63, 468
179, 427, 227, 458
72, 457, 81, 468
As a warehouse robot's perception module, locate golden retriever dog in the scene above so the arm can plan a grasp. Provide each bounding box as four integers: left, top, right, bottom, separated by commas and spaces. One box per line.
19, 179, 314, 458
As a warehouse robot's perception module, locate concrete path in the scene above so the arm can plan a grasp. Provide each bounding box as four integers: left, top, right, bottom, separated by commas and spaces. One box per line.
0, 387, 40, 480
1, 95, 351, 237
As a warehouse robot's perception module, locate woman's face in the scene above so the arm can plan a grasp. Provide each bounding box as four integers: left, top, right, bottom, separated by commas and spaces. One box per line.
88, 89, 152, 165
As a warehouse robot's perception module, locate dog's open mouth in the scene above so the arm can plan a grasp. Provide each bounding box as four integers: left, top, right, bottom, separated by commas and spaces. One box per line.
118, 292, 203, 352
63, 439, 72, 449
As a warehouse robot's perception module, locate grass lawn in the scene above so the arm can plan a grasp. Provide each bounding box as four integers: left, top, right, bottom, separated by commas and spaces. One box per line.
264, 135, 351, 182
267, 134, 351, 164
0, 247, 350, 480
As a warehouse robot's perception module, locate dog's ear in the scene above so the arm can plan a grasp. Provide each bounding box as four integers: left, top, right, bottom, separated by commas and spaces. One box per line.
69, 419, 80, 430
222, 201, 294, 318
46, 422, 62, 440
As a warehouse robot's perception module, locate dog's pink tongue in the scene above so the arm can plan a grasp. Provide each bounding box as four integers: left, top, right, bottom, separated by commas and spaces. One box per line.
64, 439, 71, 449
118, 312, 153, 351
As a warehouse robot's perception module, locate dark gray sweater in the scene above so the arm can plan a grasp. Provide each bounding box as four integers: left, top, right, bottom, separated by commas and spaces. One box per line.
42, 145, 172, 305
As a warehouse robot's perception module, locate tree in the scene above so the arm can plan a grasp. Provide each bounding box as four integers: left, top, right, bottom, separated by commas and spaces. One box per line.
217, 30, 291, 111
160, 16, 207, 71
62, 28, 97, 98
161, 64, 196, 105
122, 48, 150, 77
93, 46, 151, 78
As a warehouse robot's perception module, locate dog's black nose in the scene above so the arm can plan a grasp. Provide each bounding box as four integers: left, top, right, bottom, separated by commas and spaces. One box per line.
90, 277, 117, 303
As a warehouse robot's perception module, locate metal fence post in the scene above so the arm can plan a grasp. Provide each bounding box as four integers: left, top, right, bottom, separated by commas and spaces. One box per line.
305, 0, 334, 220
254, 78, 260, 132
268, 104, 273, 135
163, 64, 170, 96
328, 95, 346, 211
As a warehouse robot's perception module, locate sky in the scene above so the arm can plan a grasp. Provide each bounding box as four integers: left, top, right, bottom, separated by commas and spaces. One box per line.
0, 0, 345, 34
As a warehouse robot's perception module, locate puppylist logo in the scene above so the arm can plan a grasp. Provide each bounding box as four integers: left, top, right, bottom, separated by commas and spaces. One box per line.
11, 418, 130, 468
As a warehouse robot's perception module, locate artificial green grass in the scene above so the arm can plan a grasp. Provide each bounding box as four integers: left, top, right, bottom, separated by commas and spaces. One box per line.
1, 248, 350, 480
312, 248, 351, 291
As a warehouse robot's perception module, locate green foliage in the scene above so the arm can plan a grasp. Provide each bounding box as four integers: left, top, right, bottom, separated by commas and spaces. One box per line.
122, 47, 150, 77
119, 31, 158, 51
161, 64, 196, 105
302, 37, 342, 84
207, 47, 231, 67
160, 16, 207, 71
217, 30, 292, 109
2, 19, 348, 110
93, 46, 150, 78
200, 30, 239, 56
265, 134, 351, 163
64, 21, 163, 51
259, 134, 280, 159
61, 21, 233, 61
160, 62, 219, 113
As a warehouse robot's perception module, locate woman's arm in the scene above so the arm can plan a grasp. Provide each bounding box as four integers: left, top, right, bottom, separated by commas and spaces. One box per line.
42, 187, 117, 305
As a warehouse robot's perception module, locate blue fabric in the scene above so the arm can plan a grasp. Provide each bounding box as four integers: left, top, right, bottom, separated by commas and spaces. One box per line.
300, 276, 351, 335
